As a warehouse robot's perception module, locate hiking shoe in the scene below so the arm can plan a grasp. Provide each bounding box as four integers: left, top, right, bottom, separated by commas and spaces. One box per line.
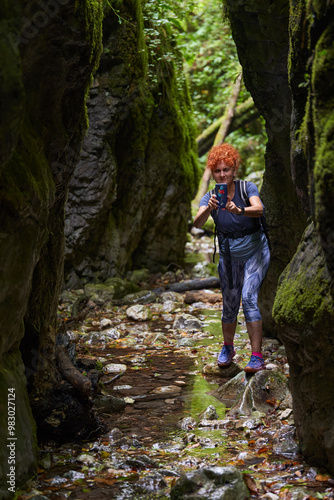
217, 345, 235, 367
244, 355, 265, 373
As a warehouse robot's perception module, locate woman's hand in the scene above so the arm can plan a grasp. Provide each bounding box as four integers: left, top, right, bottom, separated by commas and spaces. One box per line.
208, 193, 219, 211
225, 195, 264, 217
225, 196, 239, 214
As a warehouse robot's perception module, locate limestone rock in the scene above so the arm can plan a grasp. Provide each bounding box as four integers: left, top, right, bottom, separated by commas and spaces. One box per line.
103, 363, 127, 374
201, 405, 218, 420
0, 0, 103, 492
100, 318, 112, 328
178, 417, 197, 431
162, 300, 183, 313
228, 370, 290, 417
126, 305, 152, 321
173, 314, 203, 332
150, 386, 182, 397
177, 338, 195, 348
161, 291, 184, 303
273, 223, 334, 470
210, 371, 248, 407
64, 5, 199, 283
121, 290, 157, 305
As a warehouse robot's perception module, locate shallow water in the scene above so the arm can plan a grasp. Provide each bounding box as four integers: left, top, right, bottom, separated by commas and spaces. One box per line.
18, 238, 334, 499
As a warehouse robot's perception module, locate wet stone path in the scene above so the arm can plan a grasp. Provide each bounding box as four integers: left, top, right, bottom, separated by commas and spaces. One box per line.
18, 235, 334, 500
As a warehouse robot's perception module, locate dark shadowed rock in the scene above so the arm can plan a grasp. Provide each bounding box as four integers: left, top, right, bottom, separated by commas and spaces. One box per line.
274, 223, 334, 470
0, 0, 103, 494
170, 466, 250, 499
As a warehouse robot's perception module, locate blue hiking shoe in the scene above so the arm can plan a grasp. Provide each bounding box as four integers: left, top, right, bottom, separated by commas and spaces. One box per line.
244, 355, 265, 373
217, 345, 235, 367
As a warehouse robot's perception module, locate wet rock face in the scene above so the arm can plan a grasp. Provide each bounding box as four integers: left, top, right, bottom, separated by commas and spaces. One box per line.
64, 6, 199, 284
274, 223, 334, 471
224, 0, 334, 474
0, 0, 103, 494
273, 0, 334, 474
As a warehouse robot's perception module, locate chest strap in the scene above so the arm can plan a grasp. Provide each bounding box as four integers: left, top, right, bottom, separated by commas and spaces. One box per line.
217, 225, 260, 240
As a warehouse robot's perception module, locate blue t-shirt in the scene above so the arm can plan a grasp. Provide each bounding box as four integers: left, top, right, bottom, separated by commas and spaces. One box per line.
199, 181, 267, 260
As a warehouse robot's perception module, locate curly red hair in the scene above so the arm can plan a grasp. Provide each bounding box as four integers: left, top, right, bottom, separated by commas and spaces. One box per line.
206, 143, 241, 173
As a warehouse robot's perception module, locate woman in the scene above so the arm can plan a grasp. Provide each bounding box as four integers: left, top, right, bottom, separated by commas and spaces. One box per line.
194, 143, 270, 373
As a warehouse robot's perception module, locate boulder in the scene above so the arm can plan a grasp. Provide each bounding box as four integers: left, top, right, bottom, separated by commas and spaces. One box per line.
173, 314, 203, 332
228, 370, 290, 417
203, 362, 242, 379
210, 371, 249, 408
170, 466, 250, 499
121, 290, 157, 305
126, 305, 152, 322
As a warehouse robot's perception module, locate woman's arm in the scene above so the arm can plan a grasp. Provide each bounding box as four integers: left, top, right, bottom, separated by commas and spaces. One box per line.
193, 194, 218, 228
225, 195, 263, 218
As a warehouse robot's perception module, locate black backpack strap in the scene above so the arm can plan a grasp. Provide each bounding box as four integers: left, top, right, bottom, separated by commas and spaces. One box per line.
235, 179, 249, 205
213, 224, 217, 263
209, 188, 218, 263
260, 215, 271, 250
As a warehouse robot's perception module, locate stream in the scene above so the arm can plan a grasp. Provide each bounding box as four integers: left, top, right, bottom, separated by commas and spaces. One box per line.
18, 234, 334, 500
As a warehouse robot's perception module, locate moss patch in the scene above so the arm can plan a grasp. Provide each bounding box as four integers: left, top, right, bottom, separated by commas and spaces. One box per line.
273, 223, 333, 329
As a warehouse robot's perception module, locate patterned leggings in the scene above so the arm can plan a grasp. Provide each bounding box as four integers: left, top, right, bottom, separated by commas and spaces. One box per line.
218, 241, 270, 323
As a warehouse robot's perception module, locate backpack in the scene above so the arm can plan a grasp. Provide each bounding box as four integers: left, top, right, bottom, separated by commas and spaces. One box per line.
211, 179, 271, 263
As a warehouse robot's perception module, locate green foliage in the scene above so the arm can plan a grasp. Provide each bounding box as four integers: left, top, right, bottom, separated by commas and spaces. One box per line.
102, 0, 266, 176
142, 0, 187, 94
140, 0, 267, 176
176, 0, 243, 131
101, 0, 129, 24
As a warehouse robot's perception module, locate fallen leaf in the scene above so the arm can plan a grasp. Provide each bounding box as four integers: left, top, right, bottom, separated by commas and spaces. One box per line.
187, 443, 200, 449
316, 473, 331, 481
94, 477, 117, 485
243, 473, 258, 494
257, 446, 269, 454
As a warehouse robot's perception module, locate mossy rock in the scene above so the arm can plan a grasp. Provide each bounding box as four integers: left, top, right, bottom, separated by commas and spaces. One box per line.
0, 352, 38, 496
126, 269, 150, 285
121, 290, 157, 305
85, 278, 140, 301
